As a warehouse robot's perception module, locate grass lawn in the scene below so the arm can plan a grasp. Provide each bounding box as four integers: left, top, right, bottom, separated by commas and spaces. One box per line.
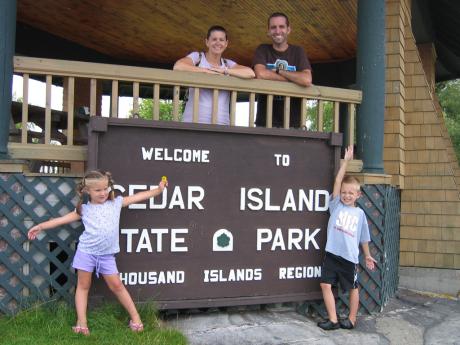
0, 301, 187, 345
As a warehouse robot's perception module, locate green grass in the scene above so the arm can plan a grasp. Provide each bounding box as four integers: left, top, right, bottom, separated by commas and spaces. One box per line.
0, 301, 187, 345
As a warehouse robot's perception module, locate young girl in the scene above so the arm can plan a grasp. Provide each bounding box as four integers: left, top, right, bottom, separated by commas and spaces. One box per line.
28, 170, 168, 335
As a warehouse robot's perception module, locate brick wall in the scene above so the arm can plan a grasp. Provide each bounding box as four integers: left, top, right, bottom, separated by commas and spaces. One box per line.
385, 0, 460, 269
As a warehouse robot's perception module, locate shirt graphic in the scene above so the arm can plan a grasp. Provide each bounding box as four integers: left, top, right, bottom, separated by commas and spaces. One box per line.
334, 210, 358, 237
266, 59, 297, 71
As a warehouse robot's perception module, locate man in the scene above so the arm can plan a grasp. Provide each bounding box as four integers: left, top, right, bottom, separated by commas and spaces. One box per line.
253, 12, 312, 128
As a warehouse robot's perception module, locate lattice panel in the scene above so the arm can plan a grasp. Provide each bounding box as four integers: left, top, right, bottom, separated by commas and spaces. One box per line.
298, 185, 401, 318
1, 175, 401, 317
381, 187, 400, 305
0, 174, 83, 314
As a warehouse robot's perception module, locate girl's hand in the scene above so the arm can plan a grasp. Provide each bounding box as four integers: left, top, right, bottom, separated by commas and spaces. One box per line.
365, 255, 377, 271
344, 145, 354, 161
28, 225, 42, 240
158, 179, 168, 191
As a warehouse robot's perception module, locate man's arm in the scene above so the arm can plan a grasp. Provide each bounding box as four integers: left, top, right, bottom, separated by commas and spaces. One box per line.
278, 69, 312, 87
332, 145, 353, 198
254, 64, 312, 87
254, 64, 286, 81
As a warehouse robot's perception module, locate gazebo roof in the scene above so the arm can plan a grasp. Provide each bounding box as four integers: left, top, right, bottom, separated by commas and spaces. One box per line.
15, 0, 460, 82
16, 0, 357, 68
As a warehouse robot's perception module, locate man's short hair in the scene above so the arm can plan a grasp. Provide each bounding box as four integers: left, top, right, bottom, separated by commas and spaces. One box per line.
268, 12, 290, 27
342, 175, 361, 190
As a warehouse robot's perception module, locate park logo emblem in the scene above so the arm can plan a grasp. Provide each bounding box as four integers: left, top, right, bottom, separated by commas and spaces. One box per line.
212, 229, 233, 251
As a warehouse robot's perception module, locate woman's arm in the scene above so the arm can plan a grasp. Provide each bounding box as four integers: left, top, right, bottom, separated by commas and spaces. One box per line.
28, 211, 81, 240
122, 179, 168, 207
227, 64, 255, 79
209, 64, 255, 79
173, 57, 219, 74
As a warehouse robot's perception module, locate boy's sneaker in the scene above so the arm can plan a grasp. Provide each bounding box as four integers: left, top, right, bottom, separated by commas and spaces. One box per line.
339, 318, 355, 329
317, 319, 340, 330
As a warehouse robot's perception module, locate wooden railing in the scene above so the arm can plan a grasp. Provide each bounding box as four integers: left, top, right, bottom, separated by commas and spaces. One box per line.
10, 56, 362, 172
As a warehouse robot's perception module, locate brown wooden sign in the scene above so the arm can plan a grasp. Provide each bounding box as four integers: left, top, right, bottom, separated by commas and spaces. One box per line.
88, 118, 342, 308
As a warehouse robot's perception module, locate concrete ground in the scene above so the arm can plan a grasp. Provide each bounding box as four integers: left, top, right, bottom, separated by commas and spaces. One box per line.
166, 289, 460, 345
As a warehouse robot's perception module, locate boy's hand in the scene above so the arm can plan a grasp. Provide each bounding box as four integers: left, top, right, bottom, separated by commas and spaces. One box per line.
365, 255, 377, 271
28, 225, 42, 240
344, 145, 354, 161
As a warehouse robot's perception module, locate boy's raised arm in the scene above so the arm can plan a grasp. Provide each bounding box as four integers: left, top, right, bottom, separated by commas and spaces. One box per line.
332, 145, 353, 198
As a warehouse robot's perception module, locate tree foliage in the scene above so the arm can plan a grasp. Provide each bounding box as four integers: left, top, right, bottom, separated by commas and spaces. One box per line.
306, 101, 333, 131
435, 79, 460, 161
134, 99, 184, 121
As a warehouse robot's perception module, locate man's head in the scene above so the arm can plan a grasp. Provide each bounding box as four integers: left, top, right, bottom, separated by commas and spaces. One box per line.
267, 12, 291, 47
340, 175, 361, 207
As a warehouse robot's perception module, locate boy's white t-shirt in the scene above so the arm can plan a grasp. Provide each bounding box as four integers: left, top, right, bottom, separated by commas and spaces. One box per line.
325, 195, 371, 264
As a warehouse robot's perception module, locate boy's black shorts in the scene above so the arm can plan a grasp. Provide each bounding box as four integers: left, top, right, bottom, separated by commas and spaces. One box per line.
320, 252, 358, 291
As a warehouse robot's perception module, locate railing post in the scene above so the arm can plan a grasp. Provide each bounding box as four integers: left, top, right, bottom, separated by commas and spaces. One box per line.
356, 0, 385, 173
0, 0, 16, 159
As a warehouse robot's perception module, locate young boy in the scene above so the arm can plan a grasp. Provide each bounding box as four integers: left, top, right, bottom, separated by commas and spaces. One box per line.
317, 145, 376, 331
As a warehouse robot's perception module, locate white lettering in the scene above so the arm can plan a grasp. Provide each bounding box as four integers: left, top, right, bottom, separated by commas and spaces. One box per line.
247, 188, 263, 210
203, 268, 262, 283
257, 229, 272, 250
121, 228, 189, 253
240, 188, 329, 212
171, 229, 188, 252
169, 186, 185, 209
141, 147, 153, 160
142, 147, 210, 163
128, 185, 147, 209
257, 228, 321, 251
278, 266, 322, 279
114, 185, 204, 210
120, 229, 138, 252
265, 189, 280, 211
120, 271, 185, 285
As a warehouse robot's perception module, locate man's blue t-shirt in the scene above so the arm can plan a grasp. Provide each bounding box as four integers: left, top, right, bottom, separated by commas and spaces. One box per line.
325, 195, 371, 264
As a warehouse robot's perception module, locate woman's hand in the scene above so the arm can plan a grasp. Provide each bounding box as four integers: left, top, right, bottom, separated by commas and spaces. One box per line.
28, 225, 43, 240
206, 67, 224, 75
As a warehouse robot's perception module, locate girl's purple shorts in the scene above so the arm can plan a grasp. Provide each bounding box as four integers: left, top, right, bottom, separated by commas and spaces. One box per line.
72, 248, 118, 277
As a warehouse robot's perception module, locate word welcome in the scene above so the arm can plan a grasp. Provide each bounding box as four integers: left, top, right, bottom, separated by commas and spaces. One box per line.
141, 147, 210, 163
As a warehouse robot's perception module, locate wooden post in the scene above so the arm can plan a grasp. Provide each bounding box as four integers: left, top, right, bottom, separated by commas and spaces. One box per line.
0, 0, 16, 158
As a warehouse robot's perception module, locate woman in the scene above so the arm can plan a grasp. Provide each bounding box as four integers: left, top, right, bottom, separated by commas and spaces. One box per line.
173, 25, 255, 125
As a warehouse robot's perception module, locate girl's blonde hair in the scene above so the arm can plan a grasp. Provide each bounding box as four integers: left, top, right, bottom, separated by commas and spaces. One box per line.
76, 170, 115, 215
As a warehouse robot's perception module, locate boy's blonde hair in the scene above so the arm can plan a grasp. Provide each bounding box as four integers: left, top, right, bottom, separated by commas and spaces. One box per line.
342, 175, 361, 191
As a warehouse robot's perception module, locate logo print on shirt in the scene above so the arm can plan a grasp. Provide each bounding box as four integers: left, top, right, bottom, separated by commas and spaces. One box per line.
335, 211, 358, 236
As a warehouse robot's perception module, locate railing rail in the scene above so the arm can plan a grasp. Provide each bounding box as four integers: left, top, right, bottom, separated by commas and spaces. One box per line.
9, 56, 362, 172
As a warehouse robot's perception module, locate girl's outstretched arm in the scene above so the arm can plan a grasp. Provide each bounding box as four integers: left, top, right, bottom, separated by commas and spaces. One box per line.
28, 211, 81, 240
122, 179, 168, 207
